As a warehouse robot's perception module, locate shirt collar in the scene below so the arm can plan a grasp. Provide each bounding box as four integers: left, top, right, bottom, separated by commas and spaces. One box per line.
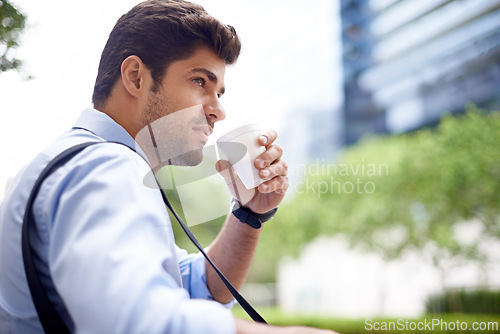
72, 108, 149, 163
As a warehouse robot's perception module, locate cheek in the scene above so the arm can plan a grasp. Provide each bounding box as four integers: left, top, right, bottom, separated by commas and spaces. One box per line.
172, 84, 204, 108
144, 95, 165, 121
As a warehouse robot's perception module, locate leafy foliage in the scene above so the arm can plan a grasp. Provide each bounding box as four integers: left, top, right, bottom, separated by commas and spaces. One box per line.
161, 105, 500, 283
426, 289, 500, 314
254, 105, 500, 281
0, 0, 27, 73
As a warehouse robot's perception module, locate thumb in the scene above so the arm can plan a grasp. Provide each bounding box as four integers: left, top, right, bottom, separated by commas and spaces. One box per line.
215, 160, 238, 185
215, 160, 255, 205
215, 160, 241, 187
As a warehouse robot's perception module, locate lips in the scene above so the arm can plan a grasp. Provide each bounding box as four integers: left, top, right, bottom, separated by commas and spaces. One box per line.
192, 125, 213, 143
193, 125, 213, 137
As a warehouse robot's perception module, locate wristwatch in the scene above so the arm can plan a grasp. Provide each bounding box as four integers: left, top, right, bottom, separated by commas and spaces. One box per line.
230, 198, 278, 229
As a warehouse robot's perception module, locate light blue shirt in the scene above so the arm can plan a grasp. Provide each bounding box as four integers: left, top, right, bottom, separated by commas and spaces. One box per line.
0, 108, 235, 334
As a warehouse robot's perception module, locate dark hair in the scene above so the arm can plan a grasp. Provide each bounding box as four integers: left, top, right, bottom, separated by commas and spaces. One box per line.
92, 0, 241, 108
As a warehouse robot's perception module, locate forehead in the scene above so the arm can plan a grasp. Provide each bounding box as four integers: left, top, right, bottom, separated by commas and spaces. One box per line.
165, 47, 226, 82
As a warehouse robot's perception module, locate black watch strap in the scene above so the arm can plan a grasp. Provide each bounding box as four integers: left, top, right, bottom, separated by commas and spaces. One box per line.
231, 198, 278, 229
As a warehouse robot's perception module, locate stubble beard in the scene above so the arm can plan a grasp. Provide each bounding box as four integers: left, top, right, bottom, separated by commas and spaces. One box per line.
141, 91, 204, 167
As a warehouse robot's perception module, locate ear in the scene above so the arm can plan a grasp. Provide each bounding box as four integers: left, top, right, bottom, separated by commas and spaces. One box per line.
120, 55, 150, 99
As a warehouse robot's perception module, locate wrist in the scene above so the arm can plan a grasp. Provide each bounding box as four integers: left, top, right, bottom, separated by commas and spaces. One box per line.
230, 198, 278, 229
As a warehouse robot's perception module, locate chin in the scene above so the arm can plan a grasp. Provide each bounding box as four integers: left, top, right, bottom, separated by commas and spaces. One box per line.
170, 149, 204, 166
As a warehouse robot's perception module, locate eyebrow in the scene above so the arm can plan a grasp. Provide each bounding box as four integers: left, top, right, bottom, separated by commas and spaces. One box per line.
191, 68, 225, 95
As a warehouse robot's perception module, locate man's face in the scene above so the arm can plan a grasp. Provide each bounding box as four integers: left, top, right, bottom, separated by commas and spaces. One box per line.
138, 46, 226, 168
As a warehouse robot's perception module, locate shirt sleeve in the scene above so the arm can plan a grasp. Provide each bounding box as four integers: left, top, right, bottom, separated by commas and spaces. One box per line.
177, 248, 236, 307
35, 144, 236, 334
177, 247, 210, 299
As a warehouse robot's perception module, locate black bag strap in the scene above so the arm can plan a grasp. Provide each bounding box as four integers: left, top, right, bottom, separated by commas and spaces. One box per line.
157, 182, 267, 324
22, 141, 266, 333
22, 143, 92, 333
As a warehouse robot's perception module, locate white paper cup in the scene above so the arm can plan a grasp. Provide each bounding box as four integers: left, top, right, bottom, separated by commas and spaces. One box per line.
216, 123, 266, 189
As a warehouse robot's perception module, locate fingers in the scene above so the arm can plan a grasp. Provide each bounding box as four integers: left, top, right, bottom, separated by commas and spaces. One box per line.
254, 129, 288, 195
255, 144, 283, 169
257, 158, 289, 194
258, 128, 278, 147
218, 127, 289, 202
259, 159, 288, 180
258, 175, 289, 194
255, 128, 281, 169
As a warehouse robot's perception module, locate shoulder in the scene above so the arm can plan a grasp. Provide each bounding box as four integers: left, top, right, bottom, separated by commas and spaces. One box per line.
33, 141, 163, 237
61, 142, 152, 179
36, 141, 157, 217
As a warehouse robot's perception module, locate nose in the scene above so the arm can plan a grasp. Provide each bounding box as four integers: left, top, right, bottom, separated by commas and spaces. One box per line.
204, 97, 226, 123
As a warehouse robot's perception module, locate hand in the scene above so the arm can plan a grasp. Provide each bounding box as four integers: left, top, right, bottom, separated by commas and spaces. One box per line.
234, 318, 340, 334
216, 129, 289, 214
282, 326, 339, 334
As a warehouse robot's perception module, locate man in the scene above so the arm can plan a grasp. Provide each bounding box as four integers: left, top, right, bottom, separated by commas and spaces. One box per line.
0, 0, 336, 333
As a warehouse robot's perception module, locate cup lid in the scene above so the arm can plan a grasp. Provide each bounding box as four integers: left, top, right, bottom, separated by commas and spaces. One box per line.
216, 123, 261, 142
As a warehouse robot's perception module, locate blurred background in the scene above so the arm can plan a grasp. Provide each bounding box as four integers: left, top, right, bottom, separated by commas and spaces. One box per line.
1, 0, 500, 332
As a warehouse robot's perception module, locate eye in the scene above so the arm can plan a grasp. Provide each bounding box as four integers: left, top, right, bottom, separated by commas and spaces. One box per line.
193, 77, 206, 87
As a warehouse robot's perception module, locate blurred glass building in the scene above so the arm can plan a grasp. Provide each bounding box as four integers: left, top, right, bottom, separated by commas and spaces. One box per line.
341, 0, 500, 144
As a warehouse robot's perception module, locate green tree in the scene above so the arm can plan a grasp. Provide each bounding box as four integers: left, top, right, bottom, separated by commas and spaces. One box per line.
153, 105, 500, 286
0, 0, 27, 73
254, 105, 500, 283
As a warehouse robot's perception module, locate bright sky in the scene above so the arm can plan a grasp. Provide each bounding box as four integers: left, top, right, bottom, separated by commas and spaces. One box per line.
0, 0, 343, 199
